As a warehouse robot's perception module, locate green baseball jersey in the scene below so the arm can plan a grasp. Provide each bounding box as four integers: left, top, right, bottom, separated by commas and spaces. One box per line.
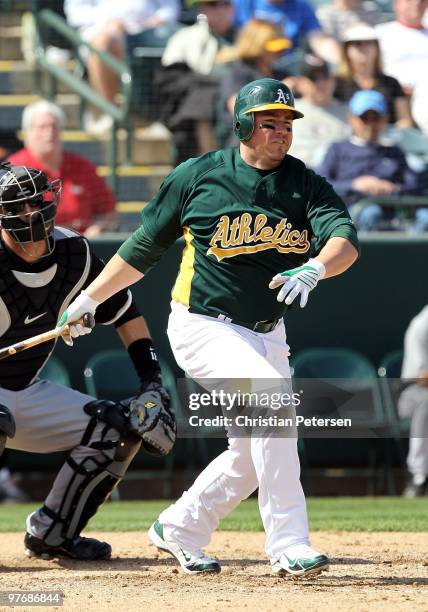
119, 147, 359, 323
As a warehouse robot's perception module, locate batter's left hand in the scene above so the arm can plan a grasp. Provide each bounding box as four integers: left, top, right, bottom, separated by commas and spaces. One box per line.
57, 291, 100, 346
269, 259, 326, 307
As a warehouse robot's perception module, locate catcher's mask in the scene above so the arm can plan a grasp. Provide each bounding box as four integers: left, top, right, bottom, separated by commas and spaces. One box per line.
0, 163, 61, 256
233, 78, 304, 141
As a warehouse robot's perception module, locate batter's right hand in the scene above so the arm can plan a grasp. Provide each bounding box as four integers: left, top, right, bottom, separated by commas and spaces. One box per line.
269, 259, 326, 307
57, 291, 100, 346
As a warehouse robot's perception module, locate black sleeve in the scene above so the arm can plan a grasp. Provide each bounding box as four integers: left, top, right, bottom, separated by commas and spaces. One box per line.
84, 251, 134, 325
387, 75, 405, 98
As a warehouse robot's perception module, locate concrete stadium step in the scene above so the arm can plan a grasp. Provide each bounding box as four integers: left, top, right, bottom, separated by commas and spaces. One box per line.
116, 201, 148, 232
0, 93, 81, 129
0, 11, 24, 27
0, 23, 22, 61
1, 92, 173, 165
61, 131, 106, 165
118, 126, 173, 165
0, 60, 79, 95
98, 165, 171, 201
0, 94, 40, 128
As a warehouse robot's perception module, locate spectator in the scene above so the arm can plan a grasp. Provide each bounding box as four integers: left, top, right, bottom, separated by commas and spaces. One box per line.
335, 24, 413, 128
162, 0, 234, 74
9, 100, 117, 237
157, 0, 235, 163
375, 0, 428, 94
217, 19, 292, 146
317, 0, 383, 42
232, 0, 341, 63
319, 90, 420, 231
411, 80, 428, 135
290, 54, 350, 168
0, 129, 22, 163
399, 305, 428, 496
64, 0, 180, 133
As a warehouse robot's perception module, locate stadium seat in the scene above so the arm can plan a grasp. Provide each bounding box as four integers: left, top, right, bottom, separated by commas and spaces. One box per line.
40, 355, 70, 386
83, 349, 178, 497
291, 347, 396, 494
378, 350, 408, 463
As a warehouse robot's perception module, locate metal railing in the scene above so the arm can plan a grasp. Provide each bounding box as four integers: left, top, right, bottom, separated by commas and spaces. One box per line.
32, 8, 133, 192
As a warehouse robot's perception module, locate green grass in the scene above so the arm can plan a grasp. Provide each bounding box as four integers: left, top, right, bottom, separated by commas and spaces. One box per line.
0, 498, 427, 532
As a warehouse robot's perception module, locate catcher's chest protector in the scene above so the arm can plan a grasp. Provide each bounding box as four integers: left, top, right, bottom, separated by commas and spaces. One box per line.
0, 229, 91, 389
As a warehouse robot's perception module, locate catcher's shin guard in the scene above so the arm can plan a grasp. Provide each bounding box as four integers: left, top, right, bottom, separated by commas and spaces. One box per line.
32, 400, 141, 547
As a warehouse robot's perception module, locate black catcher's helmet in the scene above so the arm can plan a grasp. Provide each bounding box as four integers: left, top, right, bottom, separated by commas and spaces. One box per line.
0, 164, 61, 252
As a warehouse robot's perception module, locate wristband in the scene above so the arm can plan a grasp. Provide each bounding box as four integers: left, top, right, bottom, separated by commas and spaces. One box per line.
127, 338, 161, 386
307, 258, 326, 279
75, 291, 100, 313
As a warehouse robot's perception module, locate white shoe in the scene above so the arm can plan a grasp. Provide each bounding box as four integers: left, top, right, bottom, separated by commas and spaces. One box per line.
272, 544, 329, 577
148, 520, 221, 574
83, 111, 113, 136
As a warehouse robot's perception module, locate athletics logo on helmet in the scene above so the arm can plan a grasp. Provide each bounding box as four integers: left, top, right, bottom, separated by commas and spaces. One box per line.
0, 163, 61, 255
234, 78, 304, 141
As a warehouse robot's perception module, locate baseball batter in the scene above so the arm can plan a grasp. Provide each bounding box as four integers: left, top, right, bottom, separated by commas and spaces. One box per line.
60, 78, 360, 576
0, 163, 175, 560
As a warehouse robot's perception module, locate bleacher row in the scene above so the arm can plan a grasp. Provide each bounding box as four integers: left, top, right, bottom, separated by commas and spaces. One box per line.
41, 346, 407, 496
2, 0, 426, 234
0, 1, 177, 232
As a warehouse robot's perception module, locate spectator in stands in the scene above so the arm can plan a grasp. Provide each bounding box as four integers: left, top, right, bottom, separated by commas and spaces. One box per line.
319, 90, 420, 231
0, 129, 22, 163
162, 0, 234, 73
335, 24, 413, 128
64, 0, 180, 133
157, 0, 235, 163
375, 0, 428, 94
232, 0, 341, 63
316, 0, 383, 42
217, 19, 292, 146
290, 54, 350, 168
411, 80, 428, 135
9, 100, 117, 237
399, 305, 428, 496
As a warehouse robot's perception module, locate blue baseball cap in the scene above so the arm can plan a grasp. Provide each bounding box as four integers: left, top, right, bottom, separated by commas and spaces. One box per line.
349, 90, 387, 116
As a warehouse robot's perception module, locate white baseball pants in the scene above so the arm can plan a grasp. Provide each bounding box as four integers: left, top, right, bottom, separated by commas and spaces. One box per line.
159, 301, 310, 560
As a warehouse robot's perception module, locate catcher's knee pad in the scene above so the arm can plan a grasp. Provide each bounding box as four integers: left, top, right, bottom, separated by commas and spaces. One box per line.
41, 400, 141, 547
0, 404, 15, 457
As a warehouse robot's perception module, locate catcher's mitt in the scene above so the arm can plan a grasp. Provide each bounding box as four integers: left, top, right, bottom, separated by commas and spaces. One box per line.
128, 382, 177, 456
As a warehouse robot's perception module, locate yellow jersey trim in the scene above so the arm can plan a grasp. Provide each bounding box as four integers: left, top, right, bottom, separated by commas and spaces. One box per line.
171, 226, 195, 307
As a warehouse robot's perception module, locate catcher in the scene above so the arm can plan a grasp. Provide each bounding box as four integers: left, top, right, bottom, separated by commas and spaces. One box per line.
0, 163, 176, 560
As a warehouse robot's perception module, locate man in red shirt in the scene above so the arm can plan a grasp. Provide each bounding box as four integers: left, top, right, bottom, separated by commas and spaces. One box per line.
9, 100, 117, 237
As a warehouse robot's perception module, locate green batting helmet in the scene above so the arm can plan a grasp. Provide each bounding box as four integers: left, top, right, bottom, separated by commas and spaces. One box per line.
233, 78, 304, 141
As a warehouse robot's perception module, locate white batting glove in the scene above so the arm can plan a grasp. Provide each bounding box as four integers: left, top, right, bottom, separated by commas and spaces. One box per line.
269, 259, 326, 308
57, 291, 100, 346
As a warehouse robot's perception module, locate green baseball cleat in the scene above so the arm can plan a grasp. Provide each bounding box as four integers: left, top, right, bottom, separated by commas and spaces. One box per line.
148, 520, 221, 575
272, 545, 329, 577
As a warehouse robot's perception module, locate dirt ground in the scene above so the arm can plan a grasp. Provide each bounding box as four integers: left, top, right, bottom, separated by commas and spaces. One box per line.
1, 531, 427, 612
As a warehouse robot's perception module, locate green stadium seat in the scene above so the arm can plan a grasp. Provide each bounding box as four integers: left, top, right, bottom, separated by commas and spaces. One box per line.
291, 347, 396, 494
83, 349, 178, 497
40, 354, 70, 386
